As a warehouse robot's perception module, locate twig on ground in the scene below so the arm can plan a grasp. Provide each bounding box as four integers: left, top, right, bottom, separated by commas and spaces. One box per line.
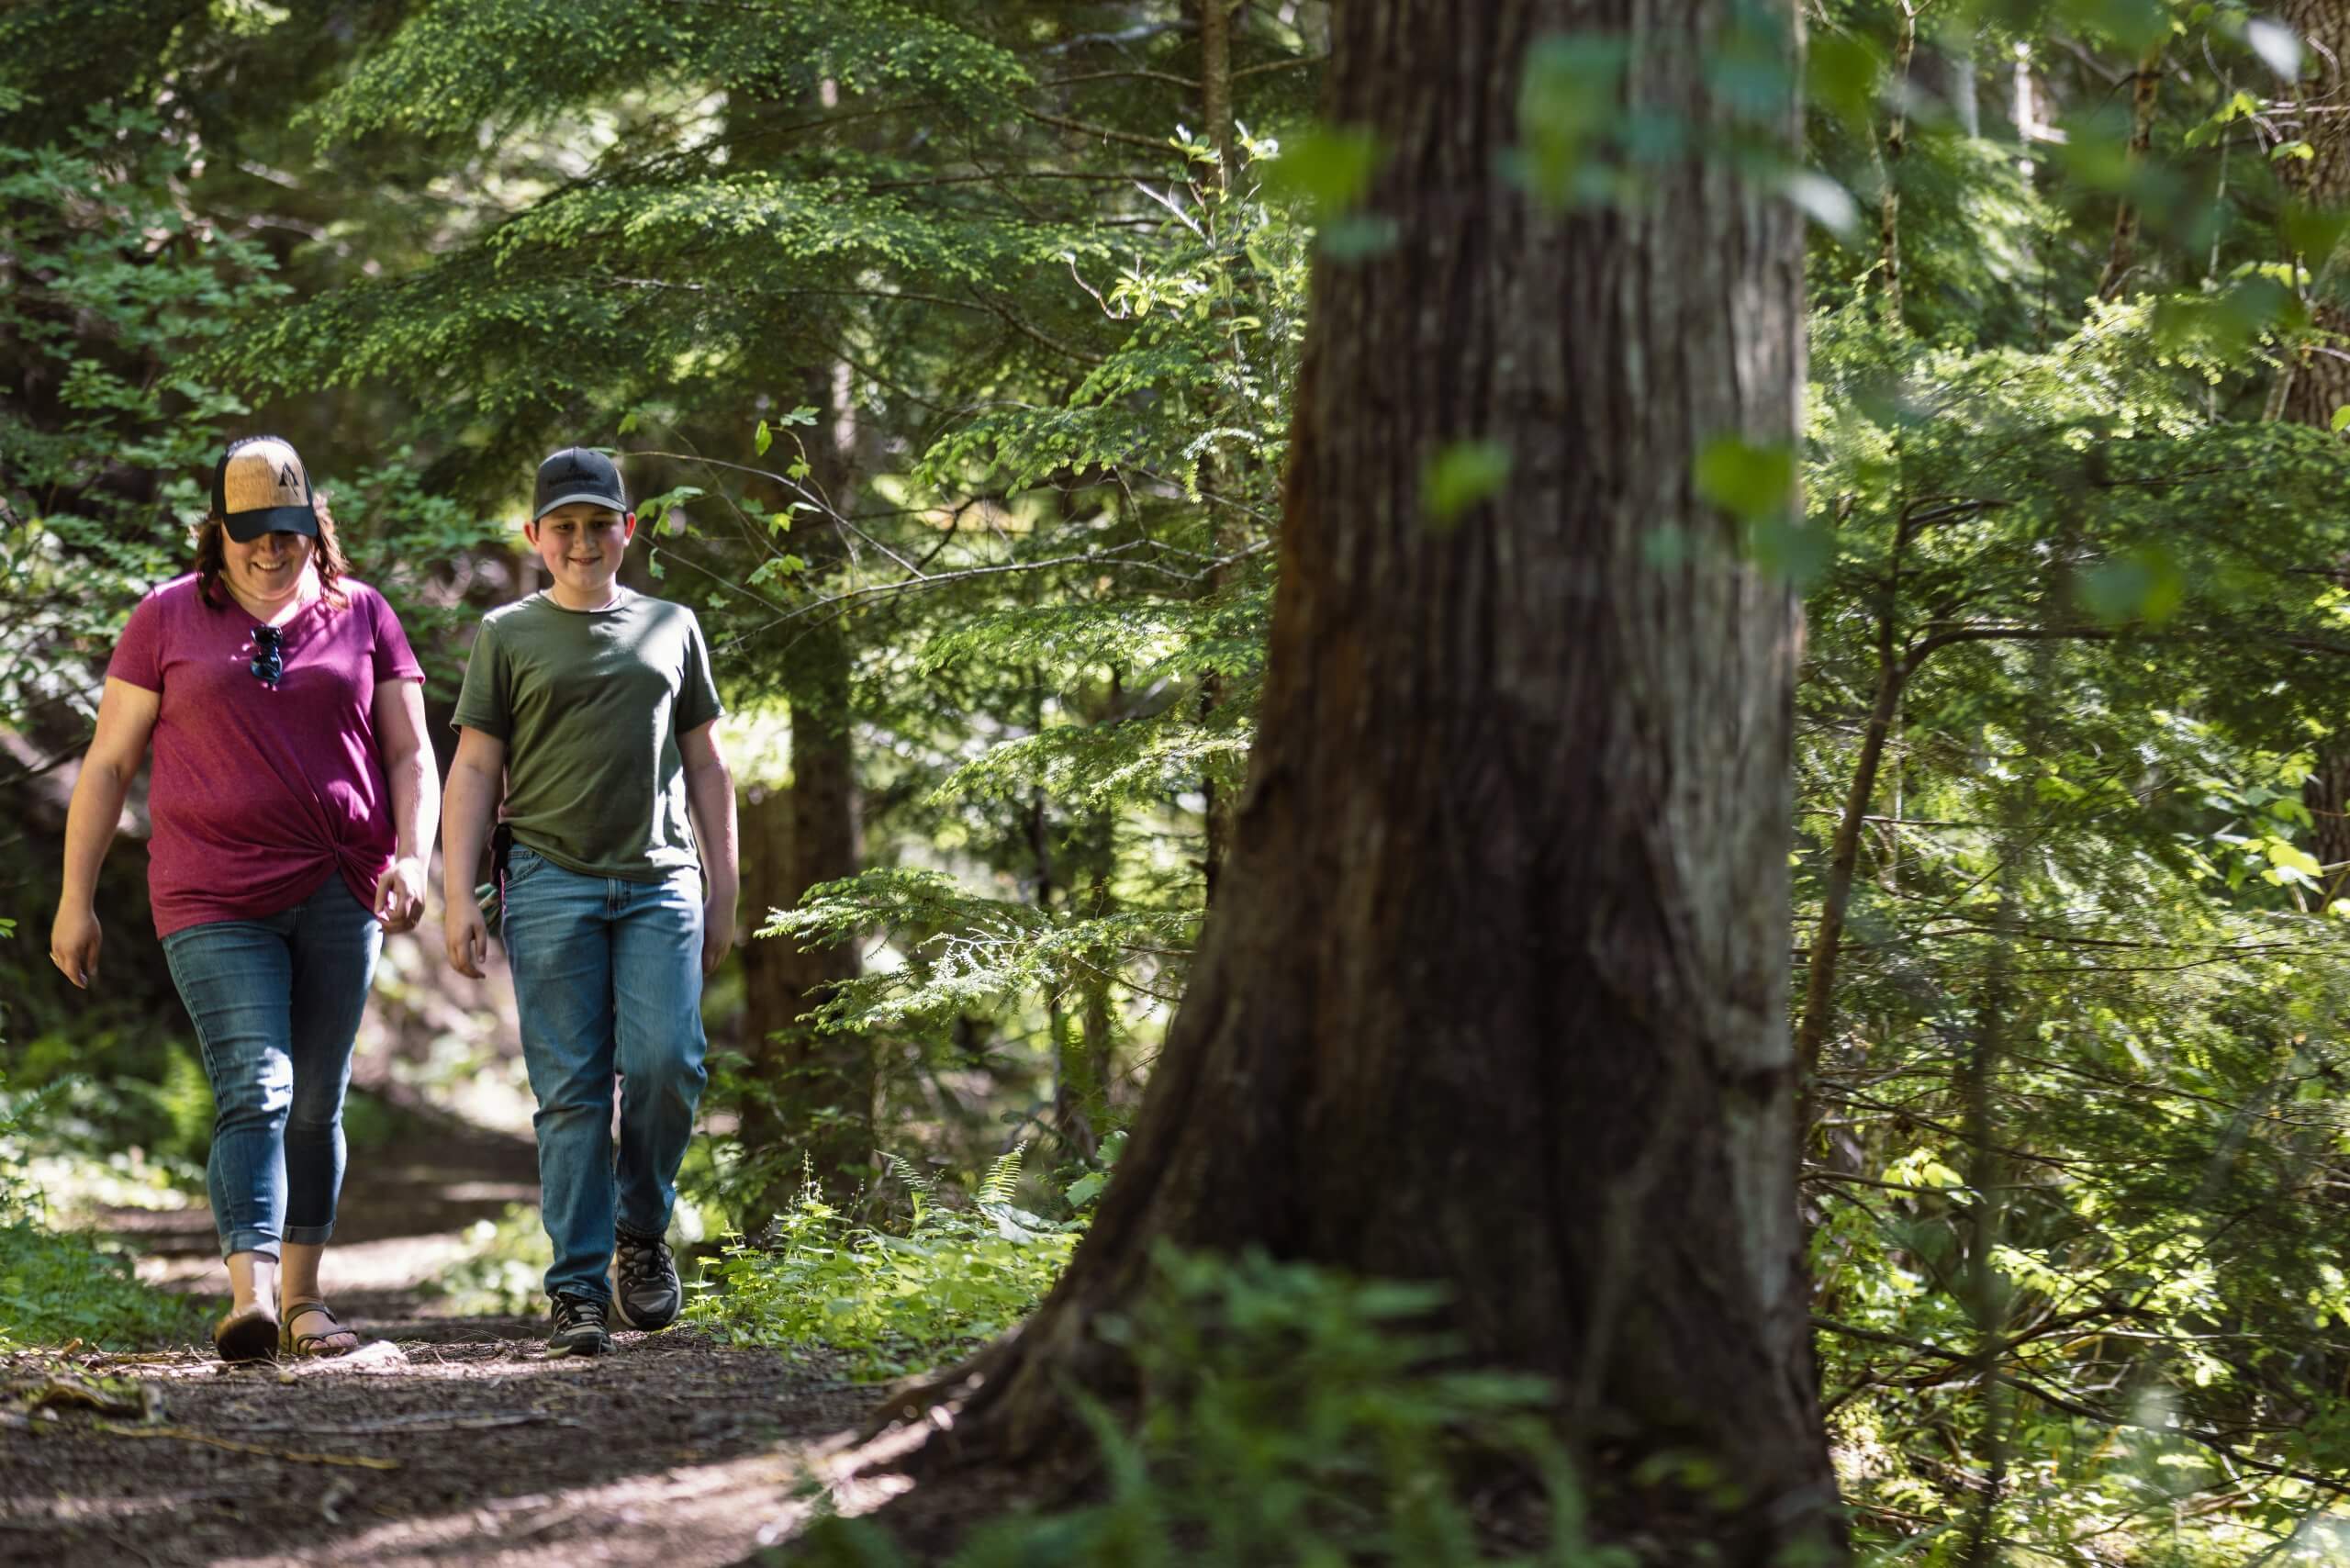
91, 1421, 400, 1470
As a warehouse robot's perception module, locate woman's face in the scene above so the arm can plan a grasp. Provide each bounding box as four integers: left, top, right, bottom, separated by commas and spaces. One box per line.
222, 529, 317, 610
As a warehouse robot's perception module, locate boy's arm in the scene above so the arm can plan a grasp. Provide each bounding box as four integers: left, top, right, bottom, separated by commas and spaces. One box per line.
442, 725, 507, 979
680, 720, 738, 976
50, 678, 160, 988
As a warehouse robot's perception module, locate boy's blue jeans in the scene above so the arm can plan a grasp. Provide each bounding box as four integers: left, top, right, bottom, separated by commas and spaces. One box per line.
161, 874, 381, 1260
500, 846, 709, 1304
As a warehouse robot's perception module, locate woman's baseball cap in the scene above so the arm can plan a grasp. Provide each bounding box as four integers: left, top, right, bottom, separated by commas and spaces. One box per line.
533, 447, 630, 519
212, 436, 318, 542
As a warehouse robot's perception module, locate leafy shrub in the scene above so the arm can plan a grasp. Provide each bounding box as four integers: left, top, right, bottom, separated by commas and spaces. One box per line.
0, 1073, 207, 1350
435, 1202, 555, 1317
688, 1148, 1078, 1380
789, 1248, 1637, 1568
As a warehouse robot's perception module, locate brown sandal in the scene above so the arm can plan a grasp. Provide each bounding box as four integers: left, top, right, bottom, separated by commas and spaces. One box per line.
279, 1300, 358, 1359
212, 1304, 278, 1363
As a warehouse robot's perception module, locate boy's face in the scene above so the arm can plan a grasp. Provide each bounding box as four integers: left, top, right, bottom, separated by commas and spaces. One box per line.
527, 503, 634, 597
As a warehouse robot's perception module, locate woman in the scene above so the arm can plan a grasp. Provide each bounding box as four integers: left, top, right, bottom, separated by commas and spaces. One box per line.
49, 435, 435, 1361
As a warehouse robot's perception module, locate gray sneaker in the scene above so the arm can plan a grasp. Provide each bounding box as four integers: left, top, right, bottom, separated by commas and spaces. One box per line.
613, 1225, 680, 1330
547, 1293, 610, 1356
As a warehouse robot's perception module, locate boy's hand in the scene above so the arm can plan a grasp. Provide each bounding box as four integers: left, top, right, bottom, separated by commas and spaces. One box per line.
375, 856, 428, 934
50, 902, 100, 989
701, 889, 736, 976
445, 900, 490, 980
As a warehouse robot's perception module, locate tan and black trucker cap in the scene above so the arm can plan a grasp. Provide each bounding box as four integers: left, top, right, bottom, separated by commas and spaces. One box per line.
212, 436, 319, 543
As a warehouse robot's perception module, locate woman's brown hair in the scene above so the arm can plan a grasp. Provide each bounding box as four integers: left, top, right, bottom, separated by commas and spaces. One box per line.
195, 491, 352, 612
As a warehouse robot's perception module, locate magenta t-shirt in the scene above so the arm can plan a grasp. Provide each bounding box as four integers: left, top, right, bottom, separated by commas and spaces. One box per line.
106, 574, 425, 938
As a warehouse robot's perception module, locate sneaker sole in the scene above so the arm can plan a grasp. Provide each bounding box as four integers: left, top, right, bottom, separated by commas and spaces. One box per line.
610, 1293, 678, 1332
548, 1332, 610, 1357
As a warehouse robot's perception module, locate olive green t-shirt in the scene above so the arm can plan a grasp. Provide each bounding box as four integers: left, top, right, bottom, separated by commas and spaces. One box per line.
452, 588, 724, 882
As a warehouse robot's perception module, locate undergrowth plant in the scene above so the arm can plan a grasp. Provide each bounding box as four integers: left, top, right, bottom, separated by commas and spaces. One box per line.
0, 1073, 207, 1350
687, 1148, 1078, 1380
789, 1248, 1640, 1568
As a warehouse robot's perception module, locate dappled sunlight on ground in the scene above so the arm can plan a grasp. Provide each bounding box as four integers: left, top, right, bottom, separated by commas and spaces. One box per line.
5, 1104, 871, 1566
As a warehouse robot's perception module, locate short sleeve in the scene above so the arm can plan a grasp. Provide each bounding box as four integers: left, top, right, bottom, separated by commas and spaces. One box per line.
105, 590, 167, 692
674, 610, 723, 734
451, 618, 511, 739
366, 588, 425, 684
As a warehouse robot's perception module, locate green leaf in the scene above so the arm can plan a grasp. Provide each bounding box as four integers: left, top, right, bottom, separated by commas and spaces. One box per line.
2078, 545, 2187, 626
1420, 440, 1513, 530
1516, 34, 1630, 207
1745, 516, 1832, 588
1263, 125, 1382, 216
1692, 437, 1795, 521
2330, 406, 2350, 434
1806, 31, 1882, 138
754, 419, 773, 456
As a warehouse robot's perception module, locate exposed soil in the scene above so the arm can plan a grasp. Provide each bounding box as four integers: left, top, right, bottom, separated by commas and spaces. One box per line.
0, 1113, 875, 1568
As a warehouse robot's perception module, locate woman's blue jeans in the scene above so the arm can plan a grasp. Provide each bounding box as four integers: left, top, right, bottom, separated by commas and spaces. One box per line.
161, 874, 381, 1261
500, 846, 708, 1304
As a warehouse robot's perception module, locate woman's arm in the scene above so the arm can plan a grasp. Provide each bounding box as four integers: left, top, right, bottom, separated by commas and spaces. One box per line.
441, 725, 506, 979
370, 678, 436, 934
680, 721, 738, 976
50, 678, 161, 988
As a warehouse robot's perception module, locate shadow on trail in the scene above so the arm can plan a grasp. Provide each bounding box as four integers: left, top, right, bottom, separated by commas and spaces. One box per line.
99, 1090, 543, 1332
3, 1095, 871, 1567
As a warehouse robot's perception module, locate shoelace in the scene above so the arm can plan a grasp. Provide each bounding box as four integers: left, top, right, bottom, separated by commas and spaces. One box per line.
554, 1296, 606, 1330
616, 1234, 673, 1285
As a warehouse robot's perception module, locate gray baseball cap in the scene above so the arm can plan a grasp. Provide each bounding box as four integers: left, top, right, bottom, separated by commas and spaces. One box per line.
533, 446, 629, 520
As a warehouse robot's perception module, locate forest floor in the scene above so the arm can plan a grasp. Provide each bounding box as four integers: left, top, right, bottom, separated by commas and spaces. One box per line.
0, 1113, 878, 1568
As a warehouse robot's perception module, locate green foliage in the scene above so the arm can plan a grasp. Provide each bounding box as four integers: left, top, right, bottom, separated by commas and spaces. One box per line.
687, 1149, 1079, 1380
0, 1074, 207, 1352
0, 104, 287, 726
436, 1202, 556, 1317
1799, 279, 2350, 1558
791, 1249, 1633, 1568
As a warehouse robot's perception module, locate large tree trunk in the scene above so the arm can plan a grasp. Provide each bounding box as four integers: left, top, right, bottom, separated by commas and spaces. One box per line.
875, 0, 1841, 1558
736, 361, 872, 1215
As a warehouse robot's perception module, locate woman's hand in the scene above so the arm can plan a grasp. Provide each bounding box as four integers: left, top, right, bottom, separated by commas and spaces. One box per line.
445, 899, 489, 980
50, 902, 101, 988
374, 855, 428, 933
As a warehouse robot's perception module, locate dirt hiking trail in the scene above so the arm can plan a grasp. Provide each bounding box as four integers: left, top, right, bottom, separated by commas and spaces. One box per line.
0, 1114, 873, 1567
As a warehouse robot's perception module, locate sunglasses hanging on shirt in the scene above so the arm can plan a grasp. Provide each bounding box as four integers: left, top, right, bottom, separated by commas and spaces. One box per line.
249, 624, 285, 689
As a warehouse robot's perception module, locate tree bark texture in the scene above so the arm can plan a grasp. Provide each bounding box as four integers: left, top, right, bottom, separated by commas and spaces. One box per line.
1196, 0, 1238, 189
893, 0, 1842, 1556
2278, 0, 2350, 869
736, 363, 872, 1214
2094, 45, 2163, 301
1878, 3, 1918, 323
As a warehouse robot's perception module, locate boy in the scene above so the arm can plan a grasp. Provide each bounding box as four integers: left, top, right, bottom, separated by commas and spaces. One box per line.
442, 446, 738, 1356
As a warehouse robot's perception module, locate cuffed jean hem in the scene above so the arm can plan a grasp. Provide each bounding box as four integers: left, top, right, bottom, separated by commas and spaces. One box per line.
220, 1228, 282, 1261
284, 1223, 335, 1246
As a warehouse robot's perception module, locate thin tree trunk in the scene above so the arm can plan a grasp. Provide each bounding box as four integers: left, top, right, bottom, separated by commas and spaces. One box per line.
1195, 0, 1248, 904
2277, 0, 2350, 869
1197, 0, 1237, 189
736, 363, 871, 1214
867, 0, 1842, 1557
2095, 44, 2164, 300
1796, 508, 1917, 1083
1878, 3, 1919, 322
1054, 805, 1115, 1159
